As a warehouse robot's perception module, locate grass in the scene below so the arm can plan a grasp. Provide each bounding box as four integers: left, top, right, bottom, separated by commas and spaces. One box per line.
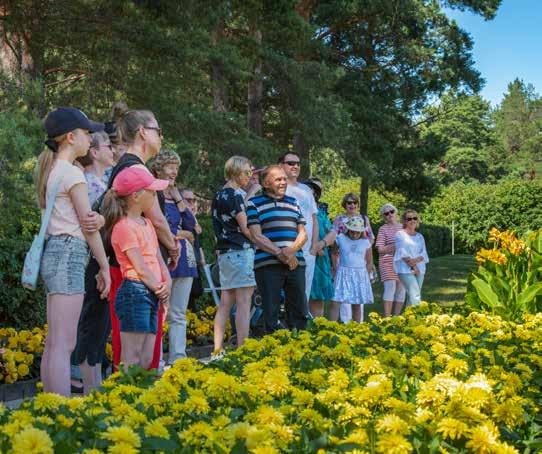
368, 254, 476, 316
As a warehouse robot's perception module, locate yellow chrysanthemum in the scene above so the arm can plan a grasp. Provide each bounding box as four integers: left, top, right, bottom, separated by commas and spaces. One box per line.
11, 427, 54, 454
144, 420, 170, 439
436, 417, 469, 440
102, 426, 141, 448
375, 433, 412, 454
466, 423, 499, 453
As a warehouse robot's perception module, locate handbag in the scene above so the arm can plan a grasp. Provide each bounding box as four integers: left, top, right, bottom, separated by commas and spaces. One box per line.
21, 179, 62, 290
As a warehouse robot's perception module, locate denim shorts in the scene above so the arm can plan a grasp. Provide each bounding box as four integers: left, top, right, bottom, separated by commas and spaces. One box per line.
115, 280, 158, 333
40, 235, 89, 294
218, 248, 256, 290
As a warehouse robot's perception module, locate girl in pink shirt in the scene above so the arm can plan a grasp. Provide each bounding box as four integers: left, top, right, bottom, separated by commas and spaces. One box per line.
103, 167, 171, 371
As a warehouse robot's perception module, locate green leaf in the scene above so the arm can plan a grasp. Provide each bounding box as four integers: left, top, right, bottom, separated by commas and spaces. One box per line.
517, 282, 542, 309
471, 278, 503, 309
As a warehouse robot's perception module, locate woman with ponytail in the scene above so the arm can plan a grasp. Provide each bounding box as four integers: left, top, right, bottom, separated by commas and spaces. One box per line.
37, 108, 111, 396
104, 107, 179, 371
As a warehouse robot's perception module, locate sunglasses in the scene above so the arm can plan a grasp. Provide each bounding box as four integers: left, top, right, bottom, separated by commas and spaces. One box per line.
383, 210, 395, 216
406, 216, 418, 221
144, 126, 163, 138
284, 161, 300, 167
346, 201, 358, 206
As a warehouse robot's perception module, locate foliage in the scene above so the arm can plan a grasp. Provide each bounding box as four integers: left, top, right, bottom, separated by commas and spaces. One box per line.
0, 327, 44, 384
424, 179, 542, 253
320, 178, 406, 222
466, 228, 542, 321
494, 79, 542, 176
0, 304, 541, 452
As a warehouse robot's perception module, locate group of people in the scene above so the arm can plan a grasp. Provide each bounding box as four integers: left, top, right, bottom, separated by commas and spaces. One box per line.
33, 104, 429, 397
209, 153, 430, 359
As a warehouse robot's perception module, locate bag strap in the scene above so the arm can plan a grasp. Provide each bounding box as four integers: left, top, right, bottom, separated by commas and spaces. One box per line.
36, 178, 62, 241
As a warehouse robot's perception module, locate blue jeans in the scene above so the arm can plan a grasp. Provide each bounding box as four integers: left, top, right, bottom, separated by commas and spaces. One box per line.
398, 273, 425, 306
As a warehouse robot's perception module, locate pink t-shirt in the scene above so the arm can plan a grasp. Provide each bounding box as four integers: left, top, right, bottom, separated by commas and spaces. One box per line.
111, 217, 162, 282
45, 159, 87, 240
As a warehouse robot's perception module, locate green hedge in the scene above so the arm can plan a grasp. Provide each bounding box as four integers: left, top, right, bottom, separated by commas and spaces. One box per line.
424, 179, 542, 253
372, 222, 451, 258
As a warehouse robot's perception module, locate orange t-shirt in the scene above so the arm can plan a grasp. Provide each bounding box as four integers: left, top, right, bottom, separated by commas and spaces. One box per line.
111, 217, 162, 282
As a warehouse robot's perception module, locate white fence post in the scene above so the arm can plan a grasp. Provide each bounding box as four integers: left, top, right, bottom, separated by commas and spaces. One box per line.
452, 220, 455, 256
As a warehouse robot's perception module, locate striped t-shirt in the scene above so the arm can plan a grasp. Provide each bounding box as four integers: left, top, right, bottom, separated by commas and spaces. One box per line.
246, 193, 306, 269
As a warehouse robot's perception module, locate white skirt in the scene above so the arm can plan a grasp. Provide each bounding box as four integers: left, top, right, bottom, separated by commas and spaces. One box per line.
333, 266, 374, 305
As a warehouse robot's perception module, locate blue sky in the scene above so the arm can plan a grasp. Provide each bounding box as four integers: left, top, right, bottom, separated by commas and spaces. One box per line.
446, 0, 542, 106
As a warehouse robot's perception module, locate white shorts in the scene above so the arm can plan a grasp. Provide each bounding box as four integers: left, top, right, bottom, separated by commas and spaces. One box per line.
382, 280, 406, 303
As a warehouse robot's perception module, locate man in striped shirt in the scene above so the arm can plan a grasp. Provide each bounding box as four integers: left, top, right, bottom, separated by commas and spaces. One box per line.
246, 165, 309, 334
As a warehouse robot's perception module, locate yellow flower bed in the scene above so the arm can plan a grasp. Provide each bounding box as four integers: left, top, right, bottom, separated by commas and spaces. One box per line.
1, 303, 541, 453
0, 327, 45, 384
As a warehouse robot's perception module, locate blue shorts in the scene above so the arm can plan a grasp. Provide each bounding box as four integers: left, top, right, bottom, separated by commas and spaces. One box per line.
40, 235, 89, 294
218, 248, 256, 290
115, 280, 158, 334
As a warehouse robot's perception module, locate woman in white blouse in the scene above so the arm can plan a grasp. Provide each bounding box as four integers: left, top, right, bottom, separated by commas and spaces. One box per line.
393, 210, 429, 306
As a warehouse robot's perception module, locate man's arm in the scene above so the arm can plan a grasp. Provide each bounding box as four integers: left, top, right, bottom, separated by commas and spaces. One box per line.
282, 224, 307, 257
144, 195, 180, 267
248, 224, 282, 256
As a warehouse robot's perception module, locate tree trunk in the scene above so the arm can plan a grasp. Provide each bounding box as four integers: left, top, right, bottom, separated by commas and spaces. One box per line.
293, 132, 311, 178
359, 175, 369, 216
247, 27, 263, 136
211, 21, 229, 112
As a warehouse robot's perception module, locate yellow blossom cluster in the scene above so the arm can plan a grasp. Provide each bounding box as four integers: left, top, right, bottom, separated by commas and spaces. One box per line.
476, 248, 507, 266
488, 228, 527, 257
0, 304, 540, 452
0, 327, 45, 384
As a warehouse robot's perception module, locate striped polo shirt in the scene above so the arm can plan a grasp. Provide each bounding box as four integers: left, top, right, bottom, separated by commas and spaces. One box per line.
246, 192, 306, 269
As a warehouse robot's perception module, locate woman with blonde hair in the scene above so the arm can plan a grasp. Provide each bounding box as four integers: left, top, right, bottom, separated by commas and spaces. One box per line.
36, 108, 110, 396
393, 209, 429, 306
104, 108, 179, 371
211, 156, 255, 359
375, 203, 405, 317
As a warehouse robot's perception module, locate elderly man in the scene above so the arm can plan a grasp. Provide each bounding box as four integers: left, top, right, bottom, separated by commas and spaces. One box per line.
278, 152, 319, 303
246, 165, 310, 334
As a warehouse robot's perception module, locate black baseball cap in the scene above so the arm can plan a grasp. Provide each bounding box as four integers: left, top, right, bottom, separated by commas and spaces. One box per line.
44, 107, 104, 138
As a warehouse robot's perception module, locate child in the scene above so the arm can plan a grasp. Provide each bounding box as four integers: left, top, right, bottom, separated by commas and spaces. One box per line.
102, 167, 172, 370
37, 108, 111, 397
330, 215, 374, 323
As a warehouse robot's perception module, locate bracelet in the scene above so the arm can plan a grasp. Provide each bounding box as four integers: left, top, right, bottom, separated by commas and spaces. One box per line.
173, 198, 182, 204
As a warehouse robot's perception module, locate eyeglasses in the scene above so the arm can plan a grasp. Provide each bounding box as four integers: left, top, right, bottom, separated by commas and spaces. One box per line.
383, 210, 395, 216
406, 216, 418, 221
184, 198, 196, 203
284, 161, 300, 167
346, 201, 358, 206
144, 126, 163, 138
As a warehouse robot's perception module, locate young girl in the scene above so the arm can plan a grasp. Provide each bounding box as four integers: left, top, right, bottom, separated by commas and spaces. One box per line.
329, 215, 374, 323
103, 167, 171, 370
37, 108, 111, 396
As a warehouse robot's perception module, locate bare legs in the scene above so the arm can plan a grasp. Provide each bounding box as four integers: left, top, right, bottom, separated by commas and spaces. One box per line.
120, 332, 156, 371
79, 360, 102, 395
214, 286, 254, 352
328, 301, 340, 322
351, 304, 363, 323
41, 294, 84, 396
309, 300, 325, 318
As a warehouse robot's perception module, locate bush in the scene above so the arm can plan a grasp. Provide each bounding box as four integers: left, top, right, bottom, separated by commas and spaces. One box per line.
424, 179, 542, 253
466, 228, 542, 320
0, 304, 540, 452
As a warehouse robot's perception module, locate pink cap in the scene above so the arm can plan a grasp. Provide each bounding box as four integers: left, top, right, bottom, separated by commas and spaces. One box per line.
113, 167, 169, 196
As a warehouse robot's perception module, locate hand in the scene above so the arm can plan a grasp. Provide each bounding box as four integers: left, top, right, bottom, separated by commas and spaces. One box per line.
194, 223, 202, 235
280, 246, 296, 259
96, 266, 111, 299
287, 255, 299, 271
412, 265, 420, 275
155, 281, 170, 303
176, 230, 195, 244
168, 241, 181, 269
404, 258, 416, 267
317, 249, 324, 256
81, 212, 104, 233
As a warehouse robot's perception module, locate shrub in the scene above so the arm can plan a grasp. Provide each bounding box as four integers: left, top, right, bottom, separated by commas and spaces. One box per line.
424, 179, 542, 253
0, 304, 540, 452
466, 228, 542, 320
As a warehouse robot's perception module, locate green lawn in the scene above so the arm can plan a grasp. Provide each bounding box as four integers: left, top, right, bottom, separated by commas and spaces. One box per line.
368, 254, 476, 316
